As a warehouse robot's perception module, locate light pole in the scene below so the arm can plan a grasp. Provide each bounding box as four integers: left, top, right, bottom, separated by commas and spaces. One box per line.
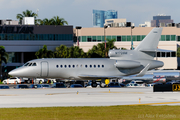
76, 26, 82, 47
131, 26, 135, 50
104, 25, 108, 57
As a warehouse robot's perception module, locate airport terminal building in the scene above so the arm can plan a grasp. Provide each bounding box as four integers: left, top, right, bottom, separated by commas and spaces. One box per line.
75, 27, 178, 70
1, 25, 73, 77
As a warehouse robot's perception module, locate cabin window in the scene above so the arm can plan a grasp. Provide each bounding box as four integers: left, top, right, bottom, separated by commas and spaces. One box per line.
69, 65, 71, 68
80, 64, 82, 67
94, 65, 96, 68
90, 65, 92, 68
64, 65, 67, 68
56, 65, 59, 68
28, 63, 32, 66
24, 63, 29, 66
76, 65, 78, 67
98, 65, 100, 68
85, 65, 87, 68
60, 65, 63, 68
32, 63, 37, 66
102, 65, 104, 68
73, 65, 75, 68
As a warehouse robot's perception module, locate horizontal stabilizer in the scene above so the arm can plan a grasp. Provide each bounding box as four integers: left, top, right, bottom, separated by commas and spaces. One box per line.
136, 63, 150, 77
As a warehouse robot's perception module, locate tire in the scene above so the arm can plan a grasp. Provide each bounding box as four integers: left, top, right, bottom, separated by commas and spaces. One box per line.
92, 81, 97, 87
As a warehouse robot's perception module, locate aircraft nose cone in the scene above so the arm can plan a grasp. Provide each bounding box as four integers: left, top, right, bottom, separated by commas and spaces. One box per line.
8, 70, 16, 76
8, 69, 21, 77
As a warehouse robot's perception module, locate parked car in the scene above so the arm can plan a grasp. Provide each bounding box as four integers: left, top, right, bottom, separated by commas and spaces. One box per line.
3, 77, 25, 84
23, 78, 33, 84
69, 84, 83, 88
15, 85, 29, 89
0, 85, 9, 89
29, 84, 50, 89
51, 83, 66, 88
108, 82, 121, 88
119, 83, 125, 87
35, 78, 47, 84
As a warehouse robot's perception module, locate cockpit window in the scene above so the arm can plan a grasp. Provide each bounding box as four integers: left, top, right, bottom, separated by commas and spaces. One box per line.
24, 63, 29, 66
28, 63, 32, 66
32, 63, 37, 66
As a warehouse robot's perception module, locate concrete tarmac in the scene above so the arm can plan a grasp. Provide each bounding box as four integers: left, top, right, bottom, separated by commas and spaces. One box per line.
0, 87, 180, 108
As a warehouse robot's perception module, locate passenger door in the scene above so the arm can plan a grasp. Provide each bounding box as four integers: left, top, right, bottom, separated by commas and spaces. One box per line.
41, 61, 49, 77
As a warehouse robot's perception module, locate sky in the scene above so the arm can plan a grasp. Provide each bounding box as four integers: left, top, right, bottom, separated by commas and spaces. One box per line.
0, 0, 180, 28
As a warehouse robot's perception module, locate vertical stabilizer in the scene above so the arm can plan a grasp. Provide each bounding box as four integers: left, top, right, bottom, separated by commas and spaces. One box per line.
135, 28, 163, 52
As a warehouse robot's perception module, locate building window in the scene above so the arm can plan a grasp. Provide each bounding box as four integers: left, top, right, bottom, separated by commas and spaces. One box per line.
177, 36, 180, 41
97, 36, 101, 41
137, 35, 141, 41
87, 36, 92, 42
171, 52, 176, 57
106, 36, 111, 40
112, 36, 117, 41
162, 52, 165, 57
142, 35, 146, 40
117, 36, 121, 41
171, 35, 176, 41
161, 35, 165, 41
82, 36, 86, 42
122, 36, 126, 41
92, 36, 96, 41
166, 52, 170, 57
132, 36, 137, 41
166, 35, 170, 41
127, 36, 131, 41
157, 52, 160, 57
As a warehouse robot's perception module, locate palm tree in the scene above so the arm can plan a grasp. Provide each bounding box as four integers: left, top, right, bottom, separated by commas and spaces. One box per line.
54, 45, 69, 58
0, 46, 8, 80
50, 16, 68, 25
16, 9, 38, 24
35, 45, 54, 59
68, 46, 86, 58
37, 18, 53, 25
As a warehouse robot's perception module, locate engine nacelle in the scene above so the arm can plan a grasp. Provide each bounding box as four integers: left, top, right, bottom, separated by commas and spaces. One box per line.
115, 60, 141, 69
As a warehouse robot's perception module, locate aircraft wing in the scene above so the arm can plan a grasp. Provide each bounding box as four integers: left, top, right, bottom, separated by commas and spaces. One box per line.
78, 74, 123, 80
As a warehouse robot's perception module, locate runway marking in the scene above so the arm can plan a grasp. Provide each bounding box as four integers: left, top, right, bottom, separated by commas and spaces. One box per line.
101, 91, 144, 94
128, 101, 180, 106
0, 94, 19, 96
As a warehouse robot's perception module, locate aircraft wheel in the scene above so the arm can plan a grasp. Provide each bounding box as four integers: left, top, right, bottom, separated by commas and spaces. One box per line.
92, 81, 97, 87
